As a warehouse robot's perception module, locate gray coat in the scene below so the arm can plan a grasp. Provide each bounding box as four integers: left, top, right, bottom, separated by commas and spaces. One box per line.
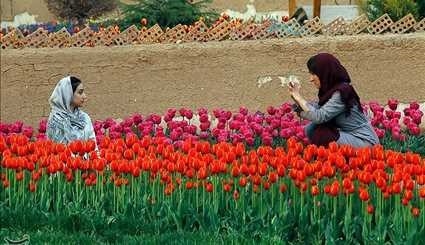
300, 91, 379, 147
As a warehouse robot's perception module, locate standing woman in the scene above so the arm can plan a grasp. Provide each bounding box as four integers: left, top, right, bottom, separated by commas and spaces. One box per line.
46, 76, 96, 144
289, 53, 379, 147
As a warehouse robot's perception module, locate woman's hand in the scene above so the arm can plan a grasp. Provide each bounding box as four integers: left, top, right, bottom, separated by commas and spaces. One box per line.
287, 82, 310, 112
287, 81, 301, 97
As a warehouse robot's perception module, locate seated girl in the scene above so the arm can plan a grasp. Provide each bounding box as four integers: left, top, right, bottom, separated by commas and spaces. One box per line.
46, 76, 96, 145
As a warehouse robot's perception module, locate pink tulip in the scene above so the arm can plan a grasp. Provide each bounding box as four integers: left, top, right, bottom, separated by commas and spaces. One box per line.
225, 111, 232, 120
281, 103, 292, 113
403, 117, 412, 126
197, 107, 208, 115
385, 110, 394, 119
103, 118, 115, 129
212, 128, 220, 137
374, 128, 385, 139
11, 121, 23, 133
199, 132, 209, 139
371, 118, 380, 127
164, 114, 173, 122
170, 131, 180, 141
391, 131, 400, 141
217, 122, 226, 130
387, 99, 398, 111
267, 106, 276, 115
200, 122, 211, 131
411, 111, 423, 125
393, 111, 401, 119
167, 108, 177, 116
409, 126, 420, 136
239, 107, 248, 115
410, 102, 420, 110
199, 114, 209, 123
262, 136, 273, 145
382, 120, 391, 129
184, 110, 193, 120
132, 113, 143, 124
149, 114, 162, 124
22, 126, 33, 138
36, 133, 47, 140
38, 119, 47, 133
109, 131, 121, 139
246, 137, 254, 146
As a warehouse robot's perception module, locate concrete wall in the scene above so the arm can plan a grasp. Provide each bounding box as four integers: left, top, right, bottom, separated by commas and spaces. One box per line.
1, 33, 425, 126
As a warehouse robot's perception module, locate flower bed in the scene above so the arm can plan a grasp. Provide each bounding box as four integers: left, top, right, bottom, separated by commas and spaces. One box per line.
1, 99, 424, 243
1, 135, 424, 243
1, 99, 423, 154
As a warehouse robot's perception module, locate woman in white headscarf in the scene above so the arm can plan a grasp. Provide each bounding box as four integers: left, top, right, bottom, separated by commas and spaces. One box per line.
46, 76, 96, 144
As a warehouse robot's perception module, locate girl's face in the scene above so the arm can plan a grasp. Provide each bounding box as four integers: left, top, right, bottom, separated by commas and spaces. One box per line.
309, 73, 321, 89
71, 83, 87, 108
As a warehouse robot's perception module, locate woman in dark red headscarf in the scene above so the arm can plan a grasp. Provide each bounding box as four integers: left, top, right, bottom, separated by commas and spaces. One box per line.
288, 53, 379, 147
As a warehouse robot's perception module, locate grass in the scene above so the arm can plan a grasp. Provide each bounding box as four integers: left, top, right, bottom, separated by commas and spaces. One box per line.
0, 228, 293, 245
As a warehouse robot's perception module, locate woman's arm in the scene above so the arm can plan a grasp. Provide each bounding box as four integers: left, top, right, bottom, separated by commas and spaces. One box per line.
291, 93, 311, 112
84, 114, 97, 142
299, 92, 346, 124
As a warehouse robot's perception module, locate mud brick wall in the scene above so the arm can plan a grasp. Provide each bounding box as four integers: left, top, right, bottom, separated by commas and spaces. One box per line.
1, 33, 425, 126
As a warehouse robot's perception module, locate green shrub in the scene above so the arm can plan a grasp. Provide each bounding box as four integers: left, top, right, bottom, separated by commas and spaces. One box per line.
417, 0, 425, 18
358, 0, 419, 21
119, 0, 219, 29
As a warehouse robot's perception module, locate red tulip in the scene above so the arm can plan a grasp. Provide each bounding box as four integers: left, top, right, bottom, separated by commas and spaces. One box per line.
330, 181, 339, 197
268, 172, 278, 183
29, 182, 36, 192
402, 198, 409, 206
419, 187, 425, 198
205, 182, 214, 192
198, 167, 208, 179
131, 167, 140, 177
16, 171, 24, 181
403, 190, 413, 201
263, 181, 271, 190
233, 190, 239, 200
3, 179, 10, 188
392, 182, 402, 194
231, 165, 240, 177
404, 179, 414, 190
311, 185, 320, 196
239, 177, 247, 187
359, 189, 370, 202
411, 207, 420, 217
279, 183, 287, 193
186, 181, 193, 190
223, 183, 232, 192
367, 204, 374, 214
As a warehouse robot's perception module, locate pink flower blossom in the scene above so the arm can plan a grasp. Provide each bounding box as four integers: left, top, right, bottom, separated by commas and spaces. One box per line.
387, 99, 398, 111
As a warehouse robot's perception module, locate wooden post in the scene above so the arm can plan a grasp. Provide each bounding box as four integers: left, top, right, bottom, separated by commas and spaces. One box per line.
313, 0, 321, 18
289, 0, 297, 17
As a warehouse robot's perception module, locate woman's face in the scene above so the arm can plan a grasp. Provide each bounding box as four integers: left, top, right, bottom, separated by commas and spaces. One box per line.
71, 83, 87, 108
309, 73, 321, 89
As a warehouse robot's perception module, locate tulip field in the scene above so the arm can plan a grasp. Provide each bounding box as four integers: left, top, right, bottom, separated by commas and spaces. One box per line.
1, 100, 425, 243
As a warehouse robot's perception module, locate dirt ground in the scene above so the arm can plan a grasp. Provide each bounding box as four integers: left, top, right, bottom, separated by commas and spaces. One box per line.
1, 33, 425, 126
1, 0, 355, 22
211, 0, 355, 12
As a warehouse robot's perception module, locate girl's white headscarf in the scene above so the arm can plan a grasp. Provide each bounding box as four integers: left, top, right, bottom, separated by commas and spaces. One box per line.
48, 76, 85, 129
